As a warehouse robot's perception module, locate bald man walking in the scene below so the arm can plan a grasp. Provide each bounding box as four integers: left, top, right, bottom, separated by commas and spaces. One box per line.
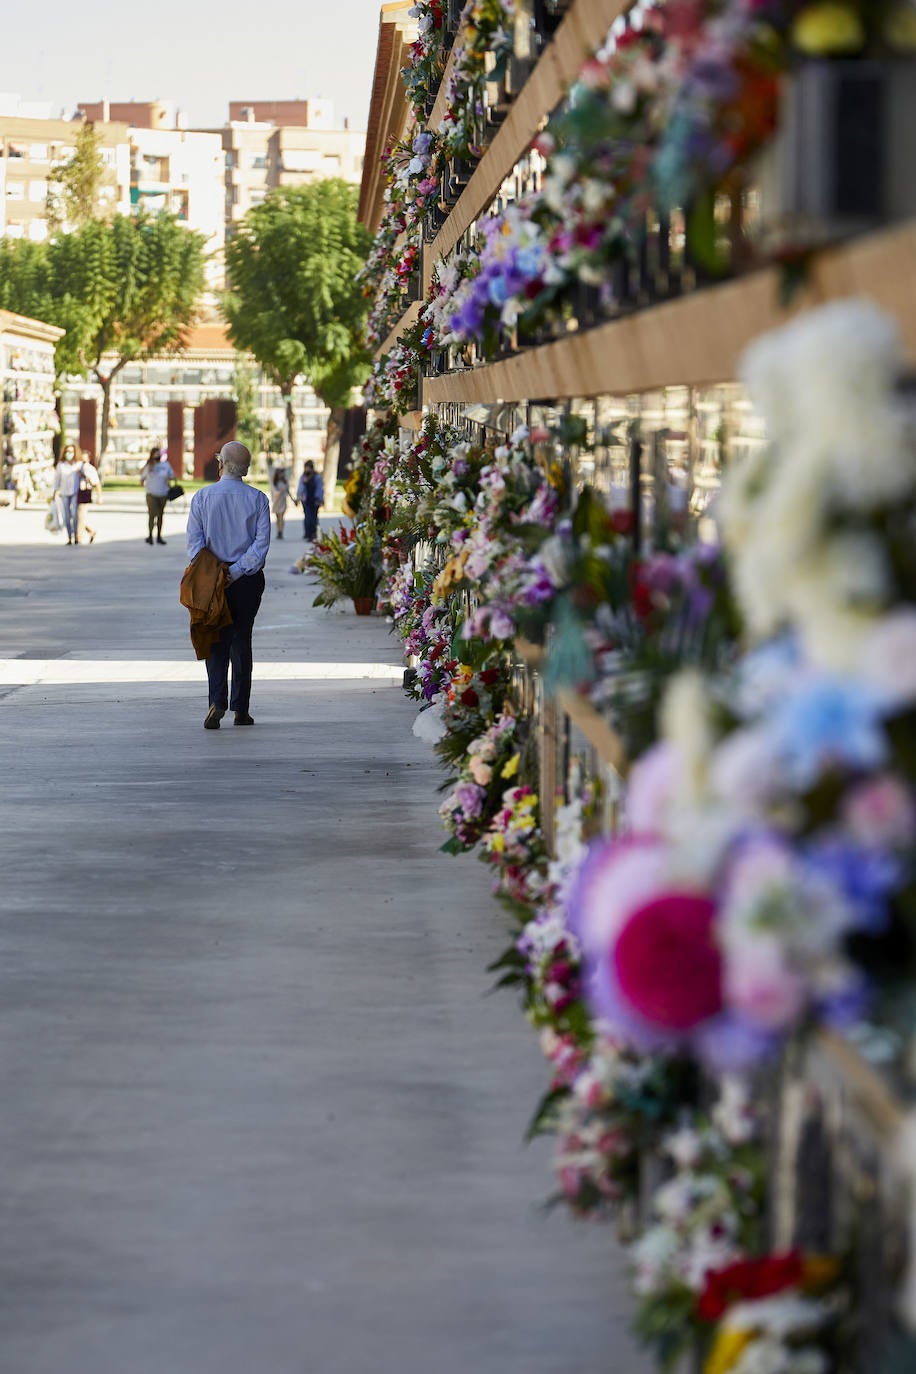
186, 441, 271, 729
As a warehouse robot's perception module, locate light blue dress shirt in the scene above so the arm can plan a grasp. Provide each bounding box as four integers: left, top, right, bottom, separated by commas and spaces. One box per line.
186, 475, 271, 583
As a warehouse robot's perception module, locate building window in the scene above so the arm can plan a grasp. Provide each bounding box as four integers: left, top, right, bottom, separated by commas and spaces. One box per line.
6, 182, 24, 200
7, 143, 25, 159
28, 220, 48, 242
250, 154, 268, 169
5, 222, 23, 237
29, 180, 48, 202
29, 144, 48, 162
248, 188, 267, 205
170, 189, 189, 221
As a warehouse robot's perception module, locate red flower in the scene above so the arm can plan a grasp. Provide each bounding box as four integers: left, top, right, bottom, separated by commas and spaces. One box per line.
630, 562, 655, 621
613, 892, 722, 1031
610, 509, 634, 536
479, 668, 500, 686
697, 1252, 804, 1323
460, 688, 479, 707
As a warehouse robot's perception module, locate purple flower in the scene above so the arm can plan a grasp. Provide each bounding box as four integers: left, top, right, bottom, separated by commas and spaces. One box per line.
455, 782, 486, 817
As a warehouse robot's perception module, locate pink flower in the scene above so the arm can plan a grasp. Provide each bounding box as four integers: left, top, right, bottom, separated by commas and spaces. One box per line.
625, 743, 680, 833
567, 834, 668, 955
843, 774, 916, 849
613, 892, 722, 1031
469, 756, 492, 786
724, 945, 807, 1030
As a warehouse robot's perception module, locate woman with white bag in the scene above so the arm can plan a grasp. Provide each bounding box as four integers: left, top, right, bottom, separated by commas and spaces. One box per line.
52, 444, 100, 546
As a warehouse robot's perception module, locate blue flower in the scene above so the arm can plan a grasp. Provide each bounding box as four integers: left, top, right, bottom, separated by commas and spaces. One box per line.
804, 833, 899, 934
487, 274, 511, 307
515, 246, 545, 279
769, 676, 887, 788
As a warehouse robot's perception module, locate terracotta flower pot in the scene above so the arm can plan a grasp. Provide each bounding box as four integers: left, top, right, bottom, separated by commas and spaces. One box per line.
353, 597, 374, 616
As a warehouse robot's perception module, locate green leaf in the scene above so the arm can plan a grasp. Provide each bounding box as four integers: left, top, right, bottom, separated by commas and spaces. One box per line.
524, 1085, 570, 1142
686, 191, 728, 278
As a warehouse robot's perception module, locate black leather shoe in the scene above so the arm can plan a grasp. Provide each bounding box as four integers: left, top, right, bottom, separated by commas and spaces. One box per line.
145, 536, 153, 544
204, 706, 225, 730
234, 712, 255, 726
156, 537, 166, 545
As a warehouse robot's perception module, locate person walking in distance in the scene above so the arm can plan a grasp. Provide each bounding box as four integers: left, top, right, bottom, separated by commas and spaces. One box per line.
296, 460, 324, 542
270, 466, 292, 539
186, 441, 270, 729
53, 443, 100, 546
139, 444, 175, 545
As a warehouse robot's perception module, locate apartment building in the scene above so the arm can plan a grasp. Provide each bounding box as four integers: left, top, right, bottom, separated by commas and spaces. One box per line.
220, 100, 365, 233
0, 106, 130, 241
129, 127, 225, 287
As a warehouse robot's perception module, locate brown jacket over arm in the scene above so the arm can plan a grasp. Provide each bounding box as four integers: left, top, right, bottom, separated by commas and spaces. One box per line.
179, 547, 233, 660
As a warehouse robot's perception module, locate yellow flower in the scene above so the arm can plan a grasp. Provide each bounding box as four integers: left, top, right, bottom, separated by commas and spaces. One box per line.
489, 833, 505, 854
501, 753, 520, 779
452, 664, 473, 688
802, 1255, 842, 1292
791, 2, 865, 54
431, 548, 469, 602
704, 1328, 755, 1374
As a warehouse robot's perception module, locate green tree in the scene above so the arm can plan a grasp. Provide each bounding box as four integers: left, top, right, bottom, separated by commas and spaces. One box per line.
222, 179, 372, 484
0, 215, 206, 464
46, 123, 110, 234
233, 356, 261, 458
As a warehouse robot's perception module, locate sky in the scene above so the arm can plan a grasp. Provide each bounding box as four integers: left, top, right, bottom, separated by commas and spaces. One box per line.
8, 0, 388, 130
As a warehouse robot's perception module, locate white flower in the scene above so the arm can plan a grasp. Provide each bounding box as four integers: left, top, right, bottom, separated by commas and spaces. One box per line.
731, 1336, 818, 1374
679, 1228, 741, 1291
859, 608, 916, 709
712, 1077, 757, 1146
709, 726, 782, 816
740, 300, 906, 505
412, 703, 446, 744
725, 1294, 833, 1339
666, 1126, 704, 1169
661, 669, 714, 800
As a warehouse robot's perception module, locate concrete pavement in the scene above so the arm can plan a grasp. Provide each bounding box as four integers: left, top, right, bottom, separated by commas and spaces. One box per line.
0, 494, 648, 1373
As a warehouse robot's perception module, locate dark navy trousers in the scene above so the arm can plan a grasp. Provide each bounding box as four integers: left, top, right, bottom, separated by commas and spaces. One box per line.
205, 570, 265, 714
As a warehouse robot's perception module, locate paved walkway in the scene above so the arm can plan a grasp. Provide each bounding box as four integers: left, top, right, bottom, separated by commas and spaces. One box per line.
0, 495, 647, 1374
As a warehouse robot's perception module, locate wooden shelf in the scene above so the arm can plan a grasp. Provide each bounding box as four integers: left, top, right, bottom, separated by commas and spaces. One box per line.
376, 300, 422, 360
815, 1030, 907, 1141
422, 219, 916, 403
554, 688, 629, 774
427, 19, 469, 134
516, 637, 629, 772
422, 0, 631, 292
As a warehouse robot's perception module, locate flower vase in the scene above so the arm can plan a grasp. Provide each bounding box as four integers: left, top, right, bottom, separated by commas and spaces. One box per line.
353, 597, 374, 616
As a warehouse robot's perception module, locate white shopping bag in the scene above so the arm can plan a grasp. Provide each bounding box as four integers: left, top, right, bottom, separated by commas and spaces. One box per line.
44, 499, 61, 533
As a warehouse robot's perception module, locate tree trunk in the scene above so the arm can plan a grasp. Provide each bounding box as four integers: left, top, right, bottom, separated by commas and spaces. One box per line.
98, 375, 113, 471
94, 358, 126, 474
322, 407, 345, 515
282, 385, 299, 468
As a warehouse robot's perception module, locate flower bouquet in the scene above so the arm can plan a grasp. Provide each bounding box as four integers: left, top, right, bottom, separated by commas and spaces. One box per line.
306, 518, 383, 613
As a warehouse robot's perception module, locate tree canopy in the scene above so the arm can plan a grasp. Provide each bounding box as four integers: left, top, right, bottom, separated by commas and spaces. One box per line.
0, 213, 207, 462
46, 123, 111, 234
223, 179, 372, 463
